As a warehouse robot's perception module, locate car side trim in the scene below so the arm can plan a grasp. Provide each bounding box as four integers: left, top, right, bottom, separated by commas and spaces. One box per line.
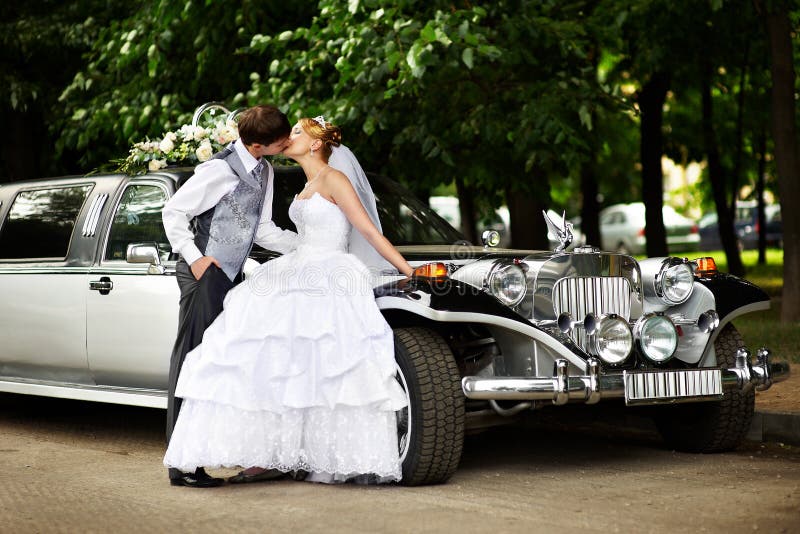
90, 265, 177, 275
0, 267, 92, 274
0, 377, 166, 409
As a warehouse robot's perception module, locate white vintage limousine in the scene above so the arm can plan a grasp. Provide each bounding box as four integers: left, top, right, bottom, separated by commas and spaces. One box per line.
0, 167, 461, 408
0, 167, 790, 486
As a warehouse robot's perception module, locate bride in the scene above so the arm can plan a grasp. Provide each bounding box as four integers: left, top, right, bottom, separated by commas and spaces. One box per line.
163, 116, 414, 484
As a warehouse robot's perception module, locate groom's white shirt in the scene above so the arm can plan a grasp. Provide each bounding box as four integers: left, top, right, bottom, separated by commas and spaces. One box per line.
162, 140, 297, 266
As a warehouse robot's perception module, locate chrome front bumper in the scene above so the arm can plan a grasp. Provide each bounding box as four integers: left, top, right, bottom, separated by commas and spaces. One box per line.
461, 348, 790, 406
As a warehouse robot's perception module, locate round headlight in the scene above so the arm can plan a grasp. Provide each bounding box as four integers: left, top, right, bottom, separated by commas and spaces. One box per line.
593, 314, 633, 365
486, 263, 527, 307
656, 260, 695, 305
635, 314, 677, 363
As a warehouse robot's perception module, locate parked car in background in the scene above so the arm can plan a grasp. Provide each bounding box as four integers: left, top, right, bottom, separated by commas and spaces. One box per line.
698, 202, 783, 251
599, 202, 699, 255
741, 204, 782, 249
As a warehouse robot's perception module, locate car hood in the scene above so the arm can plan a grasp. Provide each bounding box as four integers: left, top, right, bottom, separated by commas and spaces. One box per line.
396, 245, 541, 262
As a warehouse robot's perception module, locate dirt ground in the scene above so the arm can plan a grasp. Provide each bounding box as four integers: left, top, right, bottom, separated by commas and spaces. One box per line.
1, 393, 799, 533
756, 371, 800, 413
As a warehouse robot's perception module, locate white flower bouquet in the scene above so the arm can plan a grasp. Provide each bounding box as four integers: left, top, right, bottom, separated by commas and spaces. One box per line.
116, 118, 240, 175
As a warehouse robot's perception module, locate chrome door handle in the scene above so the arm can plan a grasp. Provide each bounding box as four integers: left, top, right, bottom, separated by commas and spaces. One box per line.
89, 276, 113, 295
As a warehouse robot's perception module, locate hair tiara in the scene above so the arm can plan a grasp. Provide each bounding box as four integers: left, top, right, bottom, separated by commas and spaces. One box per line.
312, 115, 327, 128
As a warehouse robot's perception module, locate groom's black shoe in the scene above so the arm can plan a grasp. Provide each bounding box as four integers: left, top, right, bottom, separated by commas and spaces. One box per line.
170, 468, 224, 488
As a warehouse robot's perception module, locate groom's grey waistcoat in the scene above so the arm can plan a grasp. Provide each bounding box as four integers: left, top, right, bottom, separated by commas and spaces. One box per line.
190, 146, 267, 281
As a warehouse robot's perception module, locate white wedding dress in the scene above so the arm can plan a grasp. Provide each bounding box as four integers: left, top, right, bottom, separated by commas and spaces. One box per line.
163, 192, 407, 482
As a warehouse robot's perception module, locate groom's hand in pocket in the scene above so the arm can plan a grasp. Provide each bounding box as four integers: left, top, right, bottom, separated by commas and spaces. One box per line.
191, 256, 221, 280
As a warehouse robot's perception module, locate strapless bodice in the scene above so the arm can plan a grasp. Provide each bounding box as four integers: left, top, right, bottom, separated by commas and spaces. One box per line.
288, 192, 351, 253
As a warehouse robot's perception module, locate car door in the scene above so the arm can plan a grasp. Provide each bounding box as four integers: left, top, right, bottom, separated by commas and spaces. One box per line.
0, 181, 95, 384
86, 179, 178, 389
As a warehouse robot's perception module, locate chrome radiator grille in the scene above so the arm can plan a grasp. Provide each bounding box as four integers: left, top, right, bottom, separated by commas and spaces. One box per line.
552, 277, 632, 347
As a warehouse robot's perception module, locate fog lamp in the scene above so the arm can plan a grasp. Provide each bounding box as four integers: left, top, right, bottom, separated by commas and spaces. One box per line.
482, 230, 501, 248
592, 314, 633, 365
634, 313, 677, 363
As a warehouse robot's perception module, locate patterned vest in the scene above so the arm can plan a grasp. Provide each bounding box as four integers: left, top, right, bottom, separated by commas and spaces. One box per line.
190, 146, 267, 281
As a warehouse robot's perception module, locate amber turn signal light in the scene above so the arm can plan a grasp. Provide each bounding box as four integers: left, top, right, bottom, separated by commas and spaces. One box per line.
412, 262, 449, 279
694, 257, 718, 276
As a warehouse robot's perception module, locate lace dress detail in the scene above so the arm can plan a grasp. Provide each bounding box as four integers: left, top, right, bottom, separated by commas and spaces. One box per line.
164, 193, 406, 482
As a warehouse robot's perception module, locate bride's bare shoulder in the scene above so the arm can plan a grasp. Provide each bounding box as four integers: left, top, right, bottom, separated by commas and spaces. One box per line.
325, 168, 357, 195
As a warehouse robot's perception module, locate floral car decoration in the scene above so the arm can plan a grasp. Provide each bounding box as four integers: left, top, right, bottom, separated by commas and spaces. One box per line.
116, 103, 240, 175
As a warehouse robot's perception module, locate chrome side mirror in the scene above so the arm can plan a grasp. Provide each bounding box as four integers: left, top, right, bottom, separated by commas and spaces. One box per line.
126, 242, 165, 274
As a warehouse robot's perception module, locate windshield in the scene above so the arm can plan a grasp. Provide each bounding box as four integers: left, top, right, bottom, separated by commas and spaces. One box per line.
271, 167, 465, 246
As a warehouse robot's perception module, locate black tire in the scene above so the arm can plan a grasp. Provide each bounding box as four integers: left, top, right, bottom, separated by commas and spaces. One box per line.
653, 324, 755, 453
394, 327, 464, 485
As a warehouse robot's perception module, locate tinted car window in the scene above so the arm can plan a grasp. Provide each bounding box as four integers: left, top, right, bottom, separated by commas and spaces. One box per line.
271, 167, 464, 246
0, 184, 93, 260
105, 184, 171, 261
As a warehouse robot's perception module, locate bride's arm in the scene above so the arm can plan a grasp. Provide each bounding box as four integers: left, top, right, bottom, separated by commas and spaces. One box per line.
328, 171, 414, 277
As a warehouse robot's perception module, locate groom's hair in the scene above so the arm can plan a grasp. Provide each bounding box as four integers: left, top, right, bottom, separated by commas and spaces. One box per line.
238, 105, 291, 146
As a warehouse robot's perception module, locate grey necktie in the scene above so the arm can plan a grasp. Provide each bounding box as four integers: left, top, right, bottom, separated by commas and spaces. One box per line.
252, 160, 264, 187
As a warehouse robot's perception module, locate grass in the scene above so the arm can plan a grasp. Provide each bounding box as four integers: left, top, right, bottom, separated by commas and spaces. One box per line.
691, 248, 798, 364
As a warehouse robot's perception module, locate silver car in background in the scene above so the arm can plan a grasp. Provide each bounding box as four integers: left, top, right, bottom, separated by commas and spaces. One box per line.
599, 202, 700, 255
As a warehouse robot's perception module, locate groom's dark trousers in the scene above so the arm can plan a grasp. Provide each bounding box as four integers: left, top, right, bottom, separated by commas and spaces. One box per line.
166, 258, 239, 480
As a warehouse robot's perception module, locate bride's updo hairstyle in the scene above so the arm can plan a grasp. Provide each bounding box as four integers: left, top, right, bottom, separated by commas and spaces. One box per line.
299, 117, 342, 160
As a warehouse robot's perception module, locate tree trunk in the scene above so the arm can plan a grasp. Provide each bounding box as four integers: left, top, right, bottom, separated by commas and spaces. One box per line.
455, 177, 479, 245
506, 169, 550, 250
756, 130, 767, 265
0, 109, 43, 182
701, 63, 746, 276
580, 42, 601, 249
638, 71, 669, 257
580, 162, 600, 248
730, 39, 750, 216
765, 5, 800, 322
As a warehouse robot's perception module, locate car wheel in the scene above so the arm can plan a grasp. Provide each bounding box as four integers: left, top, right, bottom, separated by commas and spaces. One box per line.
394, 327, 464, 485
652, 324, 755, 453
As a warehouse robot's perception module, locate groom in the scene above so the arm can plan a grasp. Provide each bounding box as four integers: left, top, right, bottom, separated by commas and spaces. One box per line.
162, 104, 297, 488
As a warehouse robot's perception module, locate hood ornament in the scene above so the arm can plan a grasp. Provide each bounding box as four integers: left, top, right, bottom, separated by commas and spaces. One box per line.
542, 210, 574, 253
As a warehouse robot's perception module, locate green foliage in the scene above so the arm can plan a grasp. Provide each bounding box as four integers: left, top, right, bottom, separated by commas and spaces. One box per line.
0, 2, 126, 113
55, 0, 316, 169
661, 0, 779, 210
246, 0, 617, 203
18, 0, 800, 247
0, 1, 138, 178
